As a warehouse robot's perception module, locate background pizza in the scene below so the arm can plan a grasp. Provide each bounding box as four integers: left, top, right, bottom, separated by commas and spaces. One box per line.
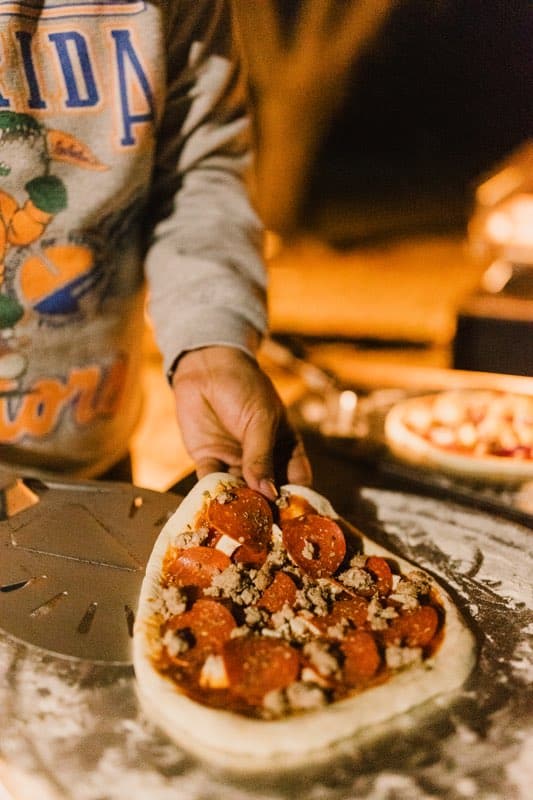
384, 389, 533, 483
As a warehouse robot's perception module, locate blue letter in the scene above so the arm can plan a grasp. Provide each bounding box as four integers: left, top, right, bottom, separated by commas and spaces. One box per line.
48, 32, 99, 108
111, 29, 155, 146
16, 31, 46, 109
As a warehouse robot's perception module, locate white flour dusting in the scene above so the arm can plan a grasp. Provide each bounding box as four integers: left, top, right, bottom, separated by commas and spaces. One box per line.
1, 488, 531, 800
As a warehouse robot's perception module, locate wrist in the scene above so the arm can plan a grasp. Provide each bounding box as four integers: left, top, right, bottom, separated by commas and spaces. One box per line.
170, 346, 254, 386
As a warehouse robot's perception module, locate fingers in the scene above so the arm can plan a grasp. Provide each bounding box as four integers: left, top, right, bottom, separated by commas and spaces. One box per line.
240, 411, 278, 499
173, 346, 313, 496
273, 422, 313, 488
195, 428, 312, 496
241, 411, 313, 498
286, 437, 313, 488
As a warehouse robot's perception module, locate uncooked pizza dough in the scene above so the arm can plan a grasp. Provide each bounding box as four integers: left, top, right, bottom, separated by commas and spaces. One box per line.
133, 473, 476, 770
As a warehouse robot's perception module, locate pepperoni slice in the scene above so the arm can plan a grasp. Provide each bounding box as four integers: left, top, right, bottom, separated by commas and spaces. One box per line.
282, 514, 346, 578
233, 543, 268, 568
365, 556, 393, 596
341, 630, 381, 686
278, 493, 316, 523
257, 571, 298, 613
323, 596, 369, 631
207, 487, 273, 549
163, 545, 230, 589
384, 605, 440, 648
167, 598, 236, 662
223, 636, 300, 703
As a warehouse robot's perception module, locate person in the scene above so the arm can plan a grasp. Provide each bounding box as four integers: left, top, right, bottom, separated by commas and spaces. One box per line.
0, 0, 311, 500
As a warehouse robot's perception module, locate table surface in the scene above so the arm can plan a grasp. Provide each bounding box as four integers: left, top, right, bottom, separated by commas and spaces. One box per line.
0, 471, 532, 800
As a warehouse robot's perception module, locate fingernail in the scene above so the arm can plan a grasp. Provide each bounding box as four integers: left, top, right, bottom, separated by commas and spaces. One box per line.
260, 479, 278, 499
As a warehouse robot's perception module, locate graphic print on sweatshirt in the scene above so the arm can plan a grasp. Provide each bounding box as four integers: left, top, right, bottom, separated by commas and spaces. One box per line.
0, 1, 158, 445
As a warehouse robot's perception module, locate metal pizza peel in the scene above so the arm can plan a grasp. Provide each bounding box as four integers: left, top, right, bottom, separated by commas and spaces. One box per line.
0, 472, 180, 664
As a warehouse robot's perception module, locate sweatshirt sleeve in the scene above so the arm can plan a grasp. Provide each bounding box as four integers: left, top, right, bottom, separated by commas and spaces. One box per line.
144, 0, 268, 378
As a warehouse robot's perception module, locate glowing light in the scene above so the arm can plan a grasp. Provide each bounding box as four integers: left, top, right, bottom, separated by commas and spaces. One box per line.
481, 260, 513, 293
485, 194, 533, 248
336, 390, 358, 435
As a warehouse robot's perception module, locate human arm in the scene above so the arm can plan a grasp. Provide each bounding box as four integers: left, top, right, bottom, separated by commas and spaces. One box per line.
144, 0, 311, 494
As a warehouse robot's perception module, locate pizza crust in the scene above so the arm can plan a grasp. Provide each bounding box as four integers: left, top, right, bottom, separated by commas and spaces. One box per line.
385, 392, 533, 484
133, 473, 476, 771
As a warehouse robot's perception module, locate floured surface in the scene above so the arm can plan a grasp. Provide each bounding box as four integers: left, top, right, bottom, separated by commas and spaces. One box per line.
0, 488, 531, 800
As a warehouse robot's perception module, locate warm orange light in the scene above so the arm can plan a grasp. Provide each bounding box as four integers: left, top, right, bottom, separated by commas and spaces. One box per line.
484, 193, 533, 253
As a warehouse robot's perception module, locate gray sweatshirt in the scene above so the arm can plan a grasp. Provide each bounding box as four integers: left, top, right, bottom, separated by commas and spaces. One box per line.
0, 0, 267, 478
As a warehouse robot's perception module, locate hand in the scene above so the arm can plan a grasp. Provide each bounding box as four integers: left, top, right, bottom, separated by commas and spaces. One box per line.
171, 346, 312, 499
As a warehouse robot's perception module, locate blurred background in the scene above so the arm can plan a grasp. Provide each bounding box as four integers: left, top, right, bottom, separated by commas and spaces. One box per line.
277, 0, 532, 242
133, 0, 533, 490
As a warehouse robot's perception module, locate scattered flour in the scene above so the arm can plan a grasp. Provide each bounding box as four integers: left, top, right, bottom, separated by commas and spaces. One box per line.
1, 489, 531, 799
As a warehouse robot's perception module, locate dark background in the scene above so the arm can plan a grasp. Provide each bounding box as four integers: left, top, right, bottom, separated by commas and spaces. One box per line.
279, 1, 533, 243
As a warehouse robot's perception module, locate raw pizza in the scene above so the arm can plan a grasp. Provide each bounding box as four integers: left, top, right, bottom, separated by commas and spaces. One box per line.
385, 389, 533, 483
133, 473, 475, 769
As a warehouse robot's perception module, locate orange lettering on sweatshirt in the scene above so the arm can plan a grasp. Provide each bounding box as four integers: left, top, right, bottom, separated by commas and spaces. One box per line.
0, 357, 127, 443
94, 358, 128, 416
68, 365, 102, 425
